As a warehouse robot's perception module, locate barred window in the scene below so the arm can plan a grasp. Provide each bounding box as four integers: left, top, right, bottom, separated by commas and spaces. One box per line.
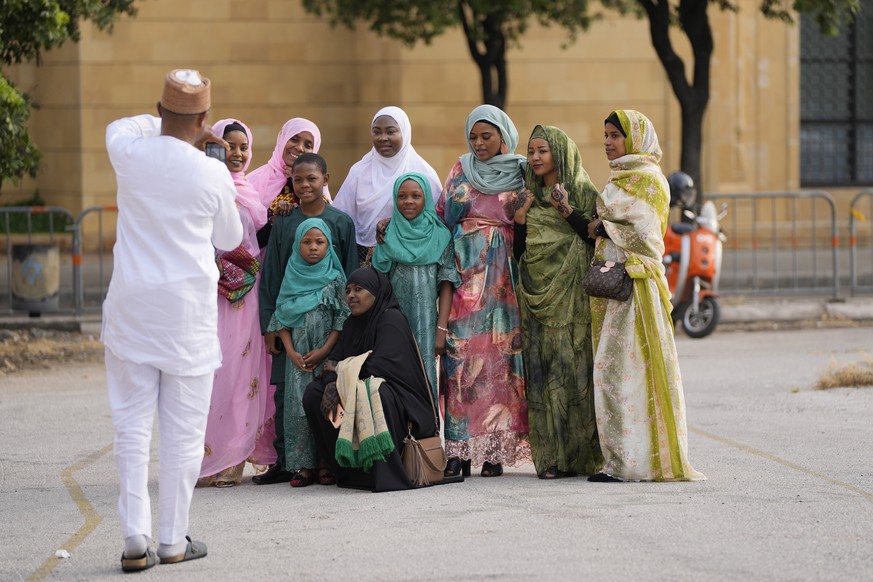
800, 12, 873, 186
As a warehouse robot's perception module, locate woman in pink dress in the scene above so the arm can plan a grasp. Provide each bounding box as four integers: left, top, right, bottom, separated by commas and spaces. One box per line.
198, 119, 276, 488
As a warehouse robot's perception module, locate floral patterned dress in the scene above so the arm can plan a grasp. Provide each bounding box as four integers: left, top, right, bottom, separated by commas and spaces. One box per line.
384, 243, 460, 403
591, 109, 705, 481
436, 160, 530, 467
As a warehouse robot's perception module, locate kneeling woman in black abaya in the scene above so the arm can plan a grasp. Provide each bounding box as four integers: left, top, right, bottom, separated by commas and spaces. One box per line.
303, 267, 440, 492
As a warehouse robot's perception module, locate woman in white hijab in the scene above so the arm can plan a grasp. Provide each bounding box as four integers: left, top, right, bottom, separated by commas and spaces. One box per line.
333, 106, 443, 266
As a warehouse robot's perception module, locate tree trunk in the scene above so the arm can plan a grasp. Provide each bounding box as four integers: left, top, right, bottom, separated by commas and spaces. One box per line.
639, 0, 713, 206
458, 2, 508, 109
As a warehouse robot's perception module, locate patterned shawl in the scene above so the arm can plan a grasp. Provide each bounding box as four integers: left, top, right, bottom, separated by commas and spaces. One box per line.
371, 172, 452, 272
273, 217, 345, 329
333, 106, 443, 247
598, 109, 671, 302
519, 125, 599, 327
334, 351, 394, 471
459, 104, 526, 195
247, 117, 326, 207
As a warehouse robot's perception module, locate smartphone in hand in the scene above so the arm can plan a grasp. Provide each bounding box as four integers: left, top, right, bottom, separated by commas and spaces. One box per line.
205, 142, 226, 163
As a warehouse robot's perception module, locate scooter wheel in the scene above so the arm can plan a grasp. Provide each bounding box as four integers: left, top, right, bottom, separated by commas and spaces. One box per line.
682, 297, 720, 339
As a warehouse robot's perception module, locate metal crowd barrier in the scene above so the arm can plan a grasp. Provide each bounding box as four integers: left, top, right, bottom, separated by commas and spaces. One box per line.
0, 193, 869, 317
702, 191, 840, 297
70, 205, 118, 313
0, 206, 77, 314
849, 189, 873, 296
0, 205, 116, 316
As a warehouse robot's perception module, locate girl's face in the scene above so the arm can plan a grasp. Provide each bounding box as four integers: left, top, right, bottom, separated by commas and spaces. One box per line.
396, 179, 425, 221
225, 130, 250, 173
346, 283, 376, 317
469, 121, 503, 161
371, 115, 403, 158
292, 162, 329, 205
299, 227, 329, 265
527, 138, 558, 184
604, 123, 627, 161
283, 131, 315, 168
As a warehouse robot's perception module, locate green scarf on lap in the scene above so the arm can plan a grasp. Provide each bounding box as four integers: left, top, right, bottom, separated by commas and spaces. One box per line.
334, 351, 394, 471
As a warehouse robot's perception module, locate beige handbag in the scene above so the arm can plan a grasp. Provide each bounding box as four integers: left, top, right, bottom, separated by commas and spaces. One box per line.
401, 343, 447, 487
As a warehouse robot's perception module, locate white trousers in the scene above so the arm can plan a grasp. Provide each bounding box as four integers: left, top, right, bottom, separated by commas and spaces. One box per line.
105, 348, 213, 546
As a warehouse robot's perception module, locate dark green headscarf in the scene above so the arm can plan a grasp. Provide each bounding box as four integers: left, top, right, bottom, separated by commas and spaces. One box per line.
274, 217, 345, 329
371, 172, 452, 272
519, 125, 599, 328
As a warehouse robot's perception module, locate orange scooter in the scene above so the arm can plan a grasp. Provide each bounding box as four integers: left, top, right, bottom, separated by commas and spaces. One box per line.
663, 172, 727, 338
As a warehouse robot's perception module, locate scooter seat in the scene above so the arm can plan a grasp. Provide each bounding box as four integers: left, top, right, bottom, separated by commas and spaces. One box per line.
670, 223, 695, 235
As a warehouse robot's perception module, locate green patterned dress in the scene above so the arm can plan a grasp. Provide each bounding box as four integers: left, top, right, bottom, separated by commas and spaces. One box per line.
518, 125, 604, 476
267, 275, 349, 471
384, 243, 461, 402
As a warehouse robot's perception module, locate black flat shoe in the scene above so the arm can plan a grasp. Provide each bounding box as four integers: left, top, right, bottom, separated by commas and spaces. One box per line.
481, 461, 503, 477
444, 457, 471, 478
587, 472, 622, 483
252, 464, 293, 485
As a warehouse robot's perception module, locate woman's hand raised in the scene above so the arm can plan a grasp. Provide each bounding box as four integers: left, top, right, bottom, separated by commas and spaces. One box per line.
513, 188, 534, 224
549, 184, 572, 218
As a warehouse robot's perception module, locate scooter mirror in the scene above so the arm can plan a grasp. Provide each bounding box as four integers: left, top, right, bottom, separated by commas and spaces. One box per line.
683, 209, 695, 220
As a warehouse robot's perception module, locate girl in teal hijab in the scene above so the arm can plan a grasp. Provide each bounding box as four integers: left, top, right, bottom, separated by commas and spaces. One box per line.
372, 173, 452, 271
372, 173, 460, 402
269, 217, 350, 487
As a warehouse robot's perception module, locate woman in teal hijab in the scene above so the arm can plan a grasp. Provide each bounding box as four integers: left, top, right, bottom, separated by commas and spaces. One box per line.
436, 104, 531, 479
373, 172, 459, 402
268, 217, 350, 486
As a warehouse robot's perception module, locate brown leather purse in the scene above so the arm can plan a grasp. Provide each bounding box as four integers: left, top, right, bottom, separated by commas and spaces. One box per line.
581, 259, 634, 301
401, 344, 447, 487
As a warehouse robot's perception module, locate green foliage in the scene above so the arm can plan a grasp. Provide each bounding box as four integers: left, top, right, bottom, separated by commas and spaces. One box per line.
301, 0, 599, 48
0, 0, 137, 65
0, 0, 136, 189
0, 77, 40, 190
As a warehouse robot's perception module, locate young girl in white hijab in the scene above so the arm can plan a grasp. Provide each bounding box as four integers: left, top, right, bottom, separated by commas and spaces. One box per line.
333, 106, 443, 266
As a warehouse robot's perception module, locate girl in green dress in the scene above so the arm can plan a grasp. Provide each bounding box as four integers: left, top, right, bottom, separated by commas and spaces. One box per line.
372, 172, 460, 404
268, 217, 350, 487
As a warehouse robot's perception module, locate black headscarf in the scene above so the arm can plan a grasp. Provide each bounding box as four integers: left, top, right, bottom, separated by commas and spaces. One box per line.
605, 112, 627, 137
333, 268, 400, 357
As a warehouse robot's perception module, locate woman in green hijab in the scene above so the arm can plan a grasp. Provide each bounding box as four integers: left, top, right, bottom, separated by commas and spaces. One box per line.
514, 125, 604, 479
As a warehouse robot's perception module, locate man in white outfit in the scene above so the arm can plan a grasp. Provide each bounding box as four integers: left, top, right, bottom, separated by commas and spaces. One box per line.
102, 69, 242, 572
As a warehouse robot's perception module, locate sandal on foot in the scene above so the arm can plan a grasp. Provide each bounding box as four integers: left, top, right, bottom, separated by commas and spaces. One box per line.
121, 548, 156, 572
317, 467, 336, 486
539, 465, 562, 480
159, 536, 207, 565
290, 468, 316, 488
481, 461, 503, 477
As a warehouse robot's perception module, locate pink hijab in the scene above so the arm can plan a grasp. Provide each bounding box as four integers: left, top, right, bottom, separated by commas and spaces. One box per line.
212, 119, 268, 231
247, 118, 329, 207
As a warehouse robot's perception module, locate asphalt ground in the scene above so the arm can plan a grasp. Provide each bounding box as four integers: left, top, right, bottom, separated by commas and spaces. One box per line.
1, 326, 872, 581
